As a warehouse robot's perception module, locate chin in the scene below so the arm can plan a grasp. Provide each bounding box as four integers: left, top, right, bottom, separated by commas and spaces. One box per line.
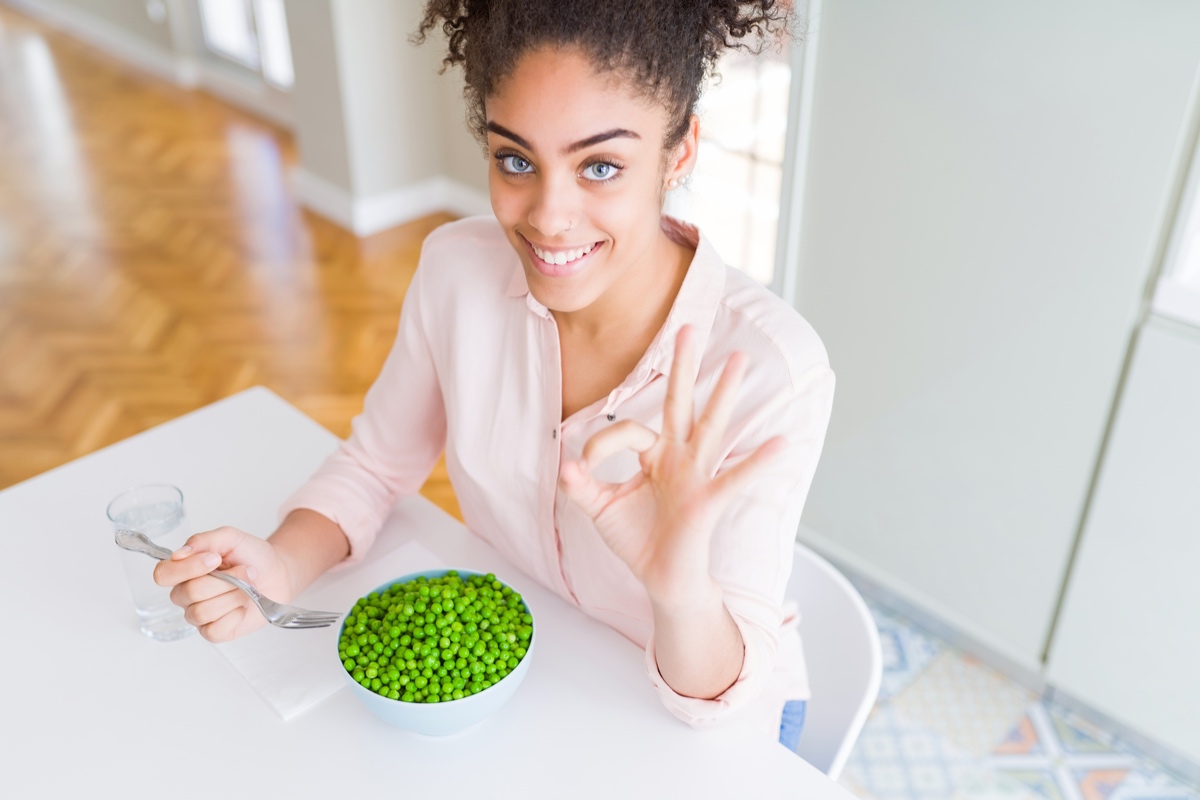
524, 272, 599, 314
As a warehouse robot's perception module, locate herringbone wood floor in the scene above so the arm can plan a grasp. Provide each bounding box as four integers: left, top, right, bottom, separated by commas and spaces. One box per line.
0, 5, 461, 519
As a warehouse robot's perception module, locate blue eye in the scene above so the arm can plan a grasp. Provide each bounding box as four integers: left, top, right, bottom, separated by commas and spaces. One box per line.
499, 154, 533, 174
583, 162, 620, 182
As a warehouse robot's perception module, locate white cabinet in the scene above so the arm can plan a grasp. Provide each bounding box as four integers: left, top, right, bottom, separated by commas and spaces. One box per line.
1045, 316, 1200, 764
790, 0, 1200, 672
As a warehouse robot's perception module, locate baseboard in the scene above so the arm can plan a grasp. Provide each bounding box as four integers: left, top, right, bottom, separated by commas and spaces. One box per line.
796, 522, 1047, 692
7, 0, 194, 86
290, 168, 492, 236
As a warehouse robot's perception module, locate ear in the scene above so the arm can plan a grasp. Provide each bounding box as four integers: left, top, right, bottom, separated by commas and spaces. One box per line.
665, 113, 700, 185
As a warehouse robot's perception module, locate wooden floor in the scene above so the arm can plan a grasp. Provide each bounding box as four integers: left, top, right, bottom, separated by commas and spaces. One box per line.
0, 5, 461, 519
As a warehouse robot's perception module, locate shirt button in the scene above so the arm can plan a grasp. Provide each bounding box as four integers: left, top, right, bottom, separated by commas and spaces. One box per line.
552, 429, 557, 439
606, 413, 616, 422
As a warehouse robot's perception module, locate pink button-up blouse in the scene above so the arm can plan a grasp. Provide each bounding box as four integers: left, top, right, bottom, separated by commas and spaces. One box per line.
278, 215, 835, 733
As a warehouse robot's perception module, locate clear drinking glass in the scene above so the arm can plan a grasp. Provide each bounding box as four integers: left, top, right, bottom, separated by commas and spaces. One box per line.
106, 484, 196, 641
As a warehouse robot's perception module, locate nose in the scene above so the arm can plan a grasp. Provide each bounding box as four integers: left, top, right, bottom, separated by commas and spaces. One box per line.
526, 171, 579, 238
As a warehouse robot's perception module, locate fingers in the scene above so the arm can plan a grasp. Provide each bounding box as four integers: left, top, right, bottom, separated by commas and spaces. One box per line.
692, 351, 748, 469
711, 435, 789, 503
154, 548, 223, 589
558, 458, 610, 519
152, 526, 249, 588
662, 324, 699, 441
168, 562, 255, 606
199, 606, 250, 643
182, 580, 249, 627
580, 419, 658, 466
561, 421, 656, 517
174, 563, 259, 642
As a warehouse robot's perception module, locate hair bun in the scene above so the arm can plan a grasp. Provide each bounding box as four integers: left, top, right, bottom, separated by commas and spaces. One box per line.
414, 0, 801, 152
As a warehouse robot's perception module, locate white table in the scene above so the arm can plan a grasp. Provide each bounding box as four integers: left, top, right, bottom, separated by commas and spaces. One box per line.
0, 387, 856, 798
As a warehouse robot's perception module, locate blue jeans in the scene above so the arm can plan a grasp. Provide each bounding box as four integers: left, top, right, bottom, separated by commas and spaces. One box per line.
778, 699, 808, 751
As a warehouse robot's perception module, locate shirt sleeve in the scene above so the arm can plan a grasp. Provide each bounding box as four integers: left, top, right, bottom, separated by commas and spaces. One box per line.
643, 359, 835, 726
275, 242, 448, 565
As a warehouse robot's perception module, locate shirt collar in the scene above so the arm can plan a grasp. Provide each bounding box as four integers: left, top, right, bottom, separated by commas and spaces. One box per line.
505, 215, 727, 368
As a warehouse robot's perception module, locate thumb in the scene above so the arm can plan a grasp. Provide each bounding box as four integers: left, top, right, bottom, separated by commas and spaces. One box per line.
169, 525, 251, 564
559, 459, 609, 519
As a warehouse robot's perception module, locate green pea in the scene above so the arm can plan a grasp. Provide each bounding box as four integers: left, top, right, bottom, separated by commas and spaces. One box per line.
344, 572, 532, 704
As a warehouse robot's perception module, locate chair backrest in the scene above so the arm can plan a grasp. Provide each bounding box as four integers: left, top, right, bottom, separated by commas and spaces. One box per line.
786, 541, 882, 779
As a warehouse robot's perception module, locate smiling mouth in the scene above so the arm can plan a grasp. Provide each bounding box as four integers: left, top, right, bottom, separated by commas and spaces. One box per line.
526, 239, 601, 266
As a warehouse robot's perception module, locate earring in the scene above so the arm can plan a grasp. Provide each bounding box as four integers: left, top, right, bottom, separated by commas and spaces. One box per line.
667, 178, 679, 190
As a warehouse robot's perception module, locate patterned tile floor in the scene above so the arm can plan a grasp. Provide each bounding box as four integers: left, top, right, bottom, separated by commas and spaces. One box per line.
837, 600, 1200, 800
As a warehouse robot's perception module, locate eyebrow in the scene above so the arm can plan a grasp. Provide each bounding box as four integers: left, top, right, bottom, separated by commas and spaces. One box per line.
486, 122, 641, 155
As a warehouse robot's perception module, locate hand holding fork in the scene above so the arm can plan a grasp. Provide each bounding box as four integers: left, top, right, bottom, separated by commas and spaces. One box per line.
116, 529, 341, 631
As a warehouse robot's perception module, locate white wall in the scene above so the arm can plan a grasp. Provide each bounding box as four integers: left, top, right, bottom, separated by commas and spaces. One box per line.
286, 0, 353, 191
285, 0, 490, 233
328, 0, 443, 197
438, 68, 488, 195
791, 0, 1200, 671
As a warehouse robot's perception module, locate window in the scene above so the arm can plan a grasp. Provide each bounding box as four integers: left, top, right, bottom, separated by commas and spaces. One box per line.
198, 0, 294, 89
666, 40, 792, 287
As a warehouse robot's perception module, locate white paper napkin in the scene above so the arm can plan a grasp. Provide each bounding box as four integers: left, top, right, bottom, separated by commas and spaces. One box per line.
215, 540, 445, 721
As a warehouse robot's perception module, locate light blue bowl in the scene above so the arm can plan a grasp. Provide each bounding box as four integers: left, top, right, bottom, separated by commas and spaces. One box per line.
338, 569, 536, 736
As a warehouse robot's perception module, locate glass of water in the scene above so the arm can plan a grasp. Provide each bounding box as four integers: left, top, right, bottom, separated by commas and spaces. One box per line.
106, 484, 196, 641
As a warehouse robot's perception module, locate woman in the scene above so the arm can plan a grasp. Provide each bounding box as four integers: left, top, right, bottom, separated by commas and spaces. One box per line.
154, 0, 833, 749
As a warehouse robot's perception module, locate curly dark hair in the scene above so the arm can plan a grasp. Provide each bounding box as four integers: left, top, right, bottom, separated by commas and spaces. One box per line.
412, 0, 799, 158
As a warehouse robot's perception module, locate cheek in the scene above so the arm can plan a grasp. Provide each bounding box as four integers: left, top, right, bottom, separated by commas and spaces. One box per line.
488, 177, 524, 223
596, 182, 659, 241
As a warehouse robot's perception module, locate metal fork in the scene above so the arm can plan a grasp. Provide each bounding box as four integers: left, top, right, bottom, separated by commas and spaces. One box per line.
115, 529, 342, 629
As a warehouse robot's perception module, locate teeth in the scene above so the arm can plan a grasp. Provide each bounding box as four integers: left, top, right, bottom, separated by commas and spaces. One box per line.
531, 242, 596, 265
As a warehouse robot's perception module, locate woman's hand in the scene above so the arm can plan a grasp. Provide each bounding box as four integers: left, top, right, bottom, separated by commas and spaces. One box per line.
153, 526, 295, 643
558, 324, 786, 608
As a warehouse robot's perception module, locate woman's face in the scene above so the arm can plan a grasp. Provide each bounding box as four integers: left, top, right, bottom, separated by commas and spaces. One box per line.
485, 45, 696, 316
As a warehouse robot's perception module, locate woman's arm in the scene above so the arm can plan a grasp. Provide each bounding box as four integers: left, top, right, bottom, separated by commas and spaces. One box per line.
558, 325, 788, 699
270, 507, 351, 597
648, 579, 744, 699
155, 231, 453, 642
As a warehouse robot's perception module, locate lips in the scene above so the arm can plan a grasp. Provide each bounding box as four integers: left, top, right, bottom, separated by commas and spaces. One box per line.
521, 235, 603, 278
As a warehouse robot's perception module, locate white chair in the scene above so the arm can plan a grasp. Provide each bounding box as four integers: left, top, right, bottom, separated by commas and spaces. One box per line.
787, 541, 882, 779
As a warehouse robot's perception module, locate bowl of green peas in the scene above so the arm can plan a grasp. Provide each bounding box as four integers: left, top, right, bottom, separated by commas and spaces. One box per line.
337, 569, 536, 735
